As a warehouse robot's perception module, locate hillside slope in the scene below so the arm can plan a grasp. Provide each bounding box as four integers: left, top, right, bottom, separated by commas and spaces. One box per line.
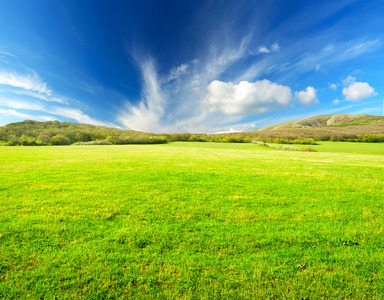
1, 114, 384, 146
0, 120, 168, 145
259, 114, 384, 130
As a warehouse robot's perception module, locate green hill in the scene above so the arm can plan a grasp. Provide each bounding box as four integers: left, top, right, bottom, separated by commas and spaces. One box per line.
259, 114, 384, 130
1, 114, 384, 146
0, 120, 167, 145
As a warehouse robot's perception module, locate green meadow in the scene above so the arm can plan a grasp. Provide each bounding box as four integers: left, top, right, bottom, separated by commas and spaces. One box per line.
1, 142, 383, 299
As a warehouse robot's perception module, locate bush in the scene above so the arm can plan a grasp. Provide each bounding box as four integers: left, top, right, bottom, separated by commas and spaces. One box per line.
51, 134, 71, 145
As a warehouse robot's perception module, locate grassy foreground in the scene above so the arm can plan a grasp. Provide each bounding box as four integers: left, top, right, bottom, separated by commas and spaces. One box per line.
1, 142, 383, 299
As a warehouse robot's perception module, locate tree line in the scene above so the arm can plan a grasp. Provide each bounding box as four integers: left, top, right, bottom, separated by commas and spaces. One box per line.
0, 120, 383, 146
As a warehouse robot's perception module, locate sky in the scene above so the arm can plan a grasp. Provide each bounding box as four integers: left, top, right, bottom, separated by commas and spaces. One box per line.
0, 0, 383, 133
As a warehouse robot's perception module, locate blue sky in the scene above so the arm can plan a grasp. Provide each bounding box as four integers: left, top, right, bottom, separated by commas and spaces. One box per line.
0, 0, 383, 133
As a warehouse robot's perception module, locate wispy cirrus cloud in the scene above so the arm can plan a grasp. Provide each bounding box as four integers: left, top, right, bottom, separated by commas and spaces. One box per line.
0, 96, 114, 127
168, 63, 189, 81
0, 97, 45, 110
118, 58, 166, 132
0, 68, 115, 127
117, 35, 379, 132
50, 107, 116, 127
0, 108, 54, 121
271, 39, 381, 80
0, 71, 52, 95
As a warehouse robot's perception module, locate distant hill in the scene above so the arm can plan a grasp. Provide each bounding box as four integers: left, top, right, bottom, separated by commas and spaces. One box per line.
0, 120, 167, 145
258, 114, 384, 130
1, 114, 384, 146
238, 114, 384, 143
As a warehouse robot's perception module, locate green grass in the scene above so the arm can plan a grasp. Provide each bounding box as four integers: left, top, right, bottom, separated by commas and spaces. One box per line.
310, 141, 384, 154
1, 142, 384, 299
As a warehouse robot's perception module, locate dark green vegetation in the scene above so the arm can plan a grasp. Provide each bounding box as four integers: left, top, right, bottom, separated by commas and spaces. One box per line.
1, 142, 383, 298
1, 113, 383, 146
0, 120, 168, 146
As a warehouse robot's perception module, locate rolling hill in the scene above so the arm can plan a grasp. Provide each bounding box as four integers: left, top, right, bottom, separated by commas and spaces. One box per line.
0, 114, 383, 145
258, 114, 384, 130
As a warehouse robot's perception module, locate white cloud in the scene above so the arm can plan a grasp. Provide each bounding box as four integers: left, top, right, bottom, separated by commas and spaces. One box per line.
271, 43, 280, 52
205, 80, 292, 115
118, 58, 165, 132
216, 123, 257, 134
0, 97, 45, 111
12, 90, 67, 104
258, 46, 270, 53
343, 39, 381, 58
216, 128, 241, 134
0, 108, 54, 121
50, 107, 113, 127
257, 43, 280, 54
295, 86, 319, 105
341, 76, 377, 101
333, 99, 340, 105
0, 96, 113, 127
315, 64, 321, 71
0, 49, 16, 58
0, 71, 52, 95
206, 38, 248, 74
168, 63, 189, 81
0, 108, 35, 119
342, 75, 356, 86
329, 83, 337, 90
342, 81, 376, 101
275, 40, 381, 80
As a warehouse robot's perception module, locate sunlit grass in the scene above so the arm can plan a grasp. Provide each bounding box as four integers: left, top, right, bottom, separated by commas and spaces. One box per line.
1, 142, 383, 298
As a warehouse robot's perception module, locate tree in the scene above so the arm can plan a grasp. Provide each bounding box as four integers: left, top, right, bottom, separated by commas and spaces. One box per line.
51, 134, 71, 145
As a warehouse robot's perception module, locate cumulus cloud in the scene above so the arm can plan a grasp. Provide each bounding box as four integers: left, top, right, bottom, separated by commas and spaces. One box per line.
295, 86, 319, 105
342, 79, 376, 101
0, 71, 52, 95
333, 99, 340, 105
258, 46, 270, 53
205, 80, 292, 115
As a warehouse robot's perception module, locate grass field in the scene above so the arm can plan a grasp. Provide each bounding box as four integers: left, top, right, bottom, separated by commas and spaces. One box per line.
1, 142, 383, 299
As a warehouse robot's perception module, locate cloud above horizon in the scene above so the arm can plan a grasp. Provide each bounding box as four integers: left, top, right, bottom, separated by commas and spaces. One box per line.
205, 80, 292, 115
0, 0, 383, 132
118, 59, 166, 132
295, 86, 319, 106
0, 71, 52, 95
342, 76, 376, 101
0, 69, 115, 127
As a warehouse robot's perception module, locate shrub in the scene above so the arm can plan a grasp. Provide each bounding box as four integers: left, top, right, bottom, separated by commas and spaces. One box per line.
301, 147, 317, 152
51, 134, 71, 145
